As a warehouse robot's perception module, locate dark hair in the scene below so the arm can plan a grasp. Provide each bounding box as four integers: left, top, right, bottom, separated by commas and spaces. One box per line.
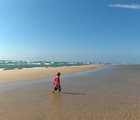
57, 72, 61, 76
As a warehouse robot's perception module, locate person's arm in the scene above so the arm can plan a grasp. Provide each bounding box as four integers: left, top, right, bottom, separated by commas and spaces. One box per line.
59, 77, 60, 84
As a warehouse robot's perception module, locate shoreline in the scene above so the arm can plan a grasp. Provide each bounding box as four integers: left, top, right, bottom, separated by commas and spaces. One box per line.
0, 64, 105, 84
0, 65, 139, 120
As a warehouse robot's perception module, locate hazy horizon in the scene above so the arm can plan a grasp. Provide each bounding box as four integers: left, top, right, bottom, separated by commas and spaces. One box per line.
0, 0, 140, 63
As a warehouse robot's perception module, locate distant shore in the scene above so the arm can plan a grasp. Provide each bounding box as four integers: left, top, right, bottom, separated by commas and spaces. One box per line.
0, 64, 105, 84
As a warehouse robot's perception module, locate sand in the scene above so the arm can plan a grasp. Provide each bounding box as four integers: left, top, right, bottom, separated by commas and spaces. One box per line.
0, 64, 104, 83
0, 65, 140, 120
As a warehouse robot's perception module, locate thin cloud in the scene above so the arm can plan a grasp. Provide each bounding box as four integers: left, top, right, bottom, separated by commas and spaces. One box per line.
108, 4, 140, 10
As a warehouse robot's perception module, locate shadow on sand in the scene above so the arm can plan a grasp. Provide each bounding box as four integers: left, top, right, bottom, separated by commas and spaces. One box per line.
61, 92, 86, 95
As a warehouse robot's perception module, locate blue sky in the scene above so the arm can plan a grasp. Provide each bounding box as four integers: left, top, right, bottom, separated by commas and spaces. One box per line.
0, 0, 140, 63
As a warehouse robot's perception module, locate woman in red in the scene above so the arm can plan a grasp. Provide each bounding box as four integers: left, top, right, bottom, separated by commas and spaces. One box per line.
52, 72, 61, 93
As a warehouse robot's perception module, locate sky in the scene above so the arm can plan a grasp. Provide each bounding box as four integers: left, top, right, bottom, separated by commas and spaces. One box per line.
0, 0, 140, 63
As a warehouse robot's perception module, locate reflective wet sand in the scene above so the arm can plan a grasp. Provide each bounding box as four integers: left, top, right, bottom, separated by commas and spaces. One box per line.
0, 65, 140, 120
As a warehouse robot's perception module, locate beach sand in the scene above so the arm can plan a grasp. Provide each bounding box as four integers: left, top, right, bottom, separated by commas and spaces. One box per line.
0, 65, 140, 120
0, 64, 104, 83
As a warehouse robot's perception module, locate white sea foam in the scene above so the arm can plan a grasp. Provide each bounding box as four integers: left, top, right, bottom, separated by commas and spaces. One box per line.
0, 60, 93, 70
44, 63, 51, 65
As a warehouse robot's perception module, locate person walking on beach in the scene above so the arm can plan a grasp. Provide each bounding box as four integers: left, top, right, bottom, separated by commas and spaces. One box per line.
52, 72, 61, 93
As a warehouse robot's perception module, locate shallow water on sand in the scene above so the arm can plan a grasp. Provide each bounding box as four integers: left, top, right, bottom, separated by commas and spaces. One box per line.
0, 65, 140, 120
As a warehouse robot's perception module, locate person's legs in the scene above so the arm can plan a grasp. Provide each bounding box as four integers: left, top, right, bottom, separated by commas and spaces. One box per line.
58, 85, 61, 92
52, 86, 57, 93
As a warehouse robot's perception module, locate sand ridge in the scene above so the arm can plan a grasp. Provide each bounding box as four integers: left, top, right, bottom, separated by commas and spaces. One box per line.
0, 64, 104, 84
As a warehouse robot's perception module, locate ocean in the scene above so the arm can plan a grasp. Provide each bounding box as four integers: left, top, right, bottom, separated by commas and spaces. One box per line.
0, 60, 95, 70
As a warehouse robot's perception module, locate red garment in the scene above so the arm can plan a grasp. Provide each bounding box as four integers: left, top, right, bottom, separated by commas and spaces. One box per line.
54, 76, 60, 87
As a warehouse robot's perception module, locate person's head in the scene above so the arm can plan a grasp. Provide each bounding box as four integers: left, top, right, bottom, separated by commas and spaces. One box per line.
57, 72, 61, 77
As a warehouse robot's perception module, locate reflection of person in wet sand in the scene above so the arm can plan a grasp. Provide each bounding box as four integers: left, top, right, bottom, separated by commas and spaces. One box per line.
52, 72, 61, 93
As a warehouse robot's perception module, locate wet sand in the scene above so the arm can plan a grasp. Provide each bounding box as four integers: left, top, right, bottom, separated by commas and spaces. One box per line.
0, 65, 140, 120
